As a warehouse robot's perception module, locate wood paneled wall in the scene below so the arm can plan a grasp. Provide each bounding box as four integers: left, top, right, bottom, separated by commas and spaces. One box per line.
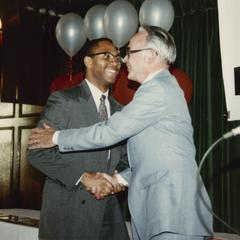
0, 102, 44, 209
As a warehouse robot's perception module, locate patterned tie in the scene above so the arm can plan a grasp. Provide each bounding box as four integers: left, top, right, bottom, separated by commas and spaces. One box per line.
99, 95, 108, 121
99, 94, 111, 162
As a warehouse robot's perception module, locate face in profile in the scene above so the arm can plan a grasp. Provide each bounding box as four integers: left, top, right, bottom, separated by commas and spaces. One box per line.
124, 31, 150, 84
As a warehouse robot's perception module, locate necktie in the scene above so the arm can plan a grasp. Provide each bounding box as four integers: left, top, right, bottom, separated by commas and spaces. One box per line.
99, 94, 111, 162
99, 95, 108, 121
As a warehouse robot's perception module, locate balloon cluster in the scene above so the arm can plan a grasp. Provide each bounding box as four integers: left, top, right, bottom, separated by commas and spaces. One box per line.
56, 0, 174, 57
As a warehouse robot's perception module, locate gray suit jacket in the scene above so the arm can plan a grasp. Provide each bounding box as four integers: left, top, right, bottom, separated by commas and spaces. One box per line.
28, 80, 129, 240
57, 70, 213, 239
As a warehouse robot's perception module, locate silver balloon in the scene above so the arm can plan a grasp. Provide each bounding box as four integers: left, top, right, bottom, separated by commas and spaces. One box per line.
84, 5, 107, 40
55, 13, 87, 57
139, 0, 175, 31
104, 0, 138, 48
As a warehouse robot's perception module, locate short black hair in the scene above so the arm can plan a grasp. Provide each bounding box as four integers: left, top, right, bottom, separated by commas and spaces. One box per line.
83, 38, 114, 57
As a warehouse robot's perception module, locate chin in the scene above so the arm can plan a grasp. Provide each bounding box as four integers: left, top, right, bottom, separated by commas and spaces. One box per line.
107, 78, 116, 85
127, 73, 133, 80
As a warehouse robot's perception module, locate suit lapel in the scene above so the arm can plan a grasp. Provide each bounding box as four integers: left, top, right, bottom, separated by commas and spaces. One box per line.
78, 80, 112, 168
109, 95, 121, 115
77, 81, 122, 172
77, 80, 101, 125
108, 95, 123, 171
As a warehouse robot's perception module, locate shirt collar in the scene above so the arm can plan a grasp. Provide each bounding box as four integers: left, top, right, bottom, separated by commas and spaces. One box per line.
85, 79, 109, 99
143, 69, 164, 84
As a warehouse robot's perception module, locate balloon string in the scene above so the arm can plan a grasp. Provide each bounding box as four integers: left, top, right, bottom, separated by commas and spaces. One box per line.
69, 56, 73, 82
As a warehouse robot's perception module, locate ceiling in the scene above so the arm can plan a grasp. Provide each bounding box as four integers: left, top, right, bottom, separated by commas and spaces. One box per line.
0, 0, 116, 19
23, 0, 115, 16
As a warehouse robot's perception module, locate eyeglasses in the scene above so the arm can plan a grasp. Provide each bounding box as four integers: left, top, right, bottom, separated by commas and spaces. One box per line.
125, 47, 155, 58
88, 52, 121, 63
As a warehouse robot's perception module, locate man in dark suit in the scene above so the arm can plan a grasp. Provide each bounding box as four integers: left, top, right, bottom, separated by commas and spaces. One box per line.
27, 38, 130, 240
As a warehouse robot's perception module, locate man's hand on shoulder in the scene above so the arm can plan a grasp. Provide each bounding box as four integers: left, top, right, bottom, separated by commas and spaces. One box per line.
28, 123, 56, 149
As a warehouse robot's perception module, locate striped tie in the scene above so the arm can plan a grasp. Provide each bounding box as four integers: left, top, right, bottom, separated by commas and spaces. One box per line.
99, 95, 108, 121
99, 94, 111, 162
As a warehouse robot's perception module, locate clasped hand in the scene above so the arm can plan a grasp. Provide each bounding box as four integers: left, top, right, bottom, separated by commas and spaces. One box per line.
81, 172, 125, 200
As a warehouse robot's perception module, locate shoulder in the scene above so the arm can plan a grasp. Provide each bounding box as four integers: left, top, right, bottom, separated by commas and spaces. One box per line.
49, 85, 83, 102
143, 69, 179, 95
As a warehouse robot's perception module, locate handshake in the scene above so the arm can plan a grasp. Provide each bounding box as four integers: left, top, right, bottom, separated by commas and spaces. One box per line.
81, 171, 125, 200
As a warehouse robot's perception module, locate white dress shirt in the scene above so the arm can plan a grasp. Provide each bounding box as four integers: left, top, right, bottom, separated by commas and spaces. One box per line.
85, 79, 111, 118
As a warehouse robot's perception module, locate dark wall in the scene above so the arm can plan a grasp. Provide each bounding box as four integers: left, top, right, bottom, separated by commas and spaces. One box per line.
0, 0, 114, 105
1, 7, 71, 105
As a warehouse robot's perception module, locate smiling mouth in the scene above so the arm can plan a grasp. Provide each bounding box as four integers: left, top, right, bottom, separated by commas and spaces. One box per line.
106, 69, 118, 75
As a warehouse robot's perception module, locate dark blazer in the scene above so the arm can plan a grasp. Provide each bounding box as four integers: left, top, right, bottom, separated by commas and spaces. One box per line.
28, 80, 129, 240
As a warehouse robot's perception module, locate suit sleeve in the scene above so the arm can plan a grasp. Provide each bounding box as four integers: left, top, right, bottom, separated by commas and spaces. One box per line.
27, 91, 85, 190
119, 167, 132, 184
58, 82, 166, 152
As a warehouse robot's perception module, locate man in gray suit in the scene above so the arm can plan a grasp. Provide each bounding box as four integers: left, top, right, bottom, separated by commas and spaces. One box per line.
27, 38, 130, 240
29, 26, 213, 240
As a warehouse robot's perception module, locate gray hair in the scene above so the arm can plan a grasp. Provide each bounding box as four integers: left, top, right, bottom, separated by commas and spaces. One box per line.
139, 25, 176, 65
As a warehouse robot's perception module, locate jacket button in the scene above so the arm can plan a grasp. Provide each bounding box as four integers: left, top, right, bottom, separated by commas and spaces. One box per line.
81, 200, 86, 204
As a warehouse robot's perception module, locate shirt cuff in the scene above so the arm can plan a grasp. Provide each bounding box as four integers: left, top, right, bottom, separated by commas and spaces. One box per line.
75, 175, 83, 186
53, 131, 60, 145
116, 174, 128, 187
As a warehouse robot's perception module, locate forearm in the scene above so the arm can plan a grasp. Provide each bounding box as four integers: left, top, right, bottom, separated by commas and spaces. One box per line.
27, 148, 84, 189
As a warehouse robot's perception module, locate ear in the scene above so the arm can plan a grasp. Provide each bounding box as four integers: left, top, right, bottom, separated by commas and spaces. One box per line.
84, 56, 93, 68
146, 51, 157, 65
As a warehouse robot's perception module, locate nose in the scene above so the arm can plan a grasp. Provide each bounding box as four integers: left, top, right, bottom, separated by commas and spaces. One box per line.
109, 59, 121, 68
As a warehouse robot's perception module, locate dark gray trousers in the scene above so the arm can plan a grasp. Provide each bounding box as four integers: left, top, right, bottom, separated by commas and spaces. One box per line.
99, 197, 130, 240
